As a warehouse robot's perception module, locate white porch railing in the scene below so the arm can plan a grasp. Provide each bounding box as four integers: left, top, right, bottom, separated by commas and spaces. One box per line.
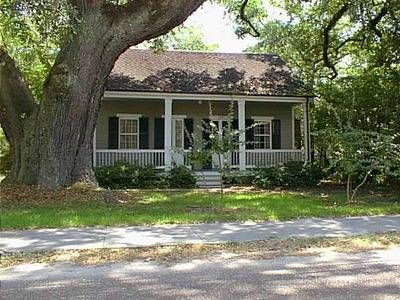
94, 149, 304, 169
245, 149, 303, 167
95, 149, 165, 168
230, 151, 240, 167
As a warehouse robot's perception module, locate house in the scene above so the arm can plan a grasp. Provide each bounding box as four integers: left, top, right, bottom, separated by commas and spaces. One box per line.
94, 49, 311, 171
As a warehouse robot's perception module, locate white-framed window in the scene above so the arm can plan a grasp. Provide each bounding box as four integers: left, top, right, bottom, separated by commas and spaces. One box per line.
253, 120, 272, 150
118, 116, 139, 149
172, 118, 184, 149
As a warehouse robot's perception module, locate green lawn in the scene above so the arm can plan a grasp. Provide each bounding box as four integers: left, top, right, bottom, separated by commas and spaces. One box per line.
1, 189, 399, 230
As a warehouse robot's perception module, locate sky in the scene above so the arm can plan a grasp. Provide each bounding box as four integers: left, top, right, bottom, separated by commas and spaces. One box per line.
184, 2, 257, 53
184, 2, 289, 53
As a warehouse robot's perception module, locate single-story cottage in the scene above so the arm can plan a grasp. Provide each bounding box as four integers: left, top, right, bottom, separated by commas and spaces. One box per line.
94, 49, 311, 171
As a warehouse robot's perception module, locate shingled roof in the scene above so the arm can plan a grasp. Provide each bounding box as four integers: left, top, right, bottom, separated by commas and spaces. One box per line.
106, 49, 305, 96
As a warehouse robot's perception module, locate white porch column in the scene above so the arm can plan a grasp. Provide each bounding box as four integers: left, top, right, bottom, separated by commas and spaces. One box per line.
164, 97, 173, 170
238, 100, 246, 171
303, 100, 310, 161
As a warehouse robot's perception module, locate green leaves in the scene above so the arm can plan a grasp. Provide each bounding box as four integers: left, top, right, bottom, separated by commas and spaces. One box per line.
0, 0, 77, 100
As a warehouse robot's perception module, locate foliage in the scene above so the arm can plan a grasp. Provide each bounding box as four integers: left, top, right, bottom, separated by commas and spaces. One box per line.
167, 165, 196, 189
321, 129, 400, 202
239, 0, 400, 195
95, 162, 196, 190
223, 171, 255, 186
253, 161, 325, 189
0, 0, 76, 100
146, 25, 219, 52
94, 162, 167, 189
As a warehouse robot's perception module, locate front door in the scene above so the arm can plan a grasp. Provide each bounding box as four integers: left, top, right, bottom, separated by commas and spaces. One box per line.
171, 118, 184, 165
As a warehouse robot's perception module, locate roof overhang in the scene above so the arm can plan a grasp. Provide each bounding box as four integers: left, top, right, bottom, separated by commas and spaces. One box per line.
104, 91, 308, 103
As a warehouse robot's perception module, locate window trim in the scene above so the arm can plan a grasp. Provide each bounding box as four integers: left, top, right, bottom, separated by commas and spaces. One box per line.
253, 119, 272, 150
118, 116, 140, 149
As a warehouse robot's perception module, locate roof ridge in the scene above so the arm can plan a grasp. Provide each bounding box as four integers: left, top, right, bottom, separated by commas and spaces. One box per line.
129, 48, 277, 56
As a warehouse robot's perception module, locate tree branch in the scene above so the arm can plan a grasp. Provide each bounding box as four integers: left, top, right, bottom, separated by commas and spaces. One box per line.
0, 47, 37, 142
368, 2, 390, 38
103, 0, 206, 47
239, 0, 260, 37
350, 170, 373, 202
322, 2, 349, 79
0, 47, 38, 181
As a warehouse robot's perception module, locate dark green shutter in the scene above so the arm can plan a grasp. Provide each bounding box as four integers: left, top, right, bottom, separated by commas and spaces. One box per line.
184, 118, 194, 149
202, 118, 211, 149
139, 117, 149, 149
154, 118, 164, 149
272, 119, 281, 149
295, 119, 301, 149
245, 119, 254, 149
108, 117, 119, 149
232, 119, 238, 130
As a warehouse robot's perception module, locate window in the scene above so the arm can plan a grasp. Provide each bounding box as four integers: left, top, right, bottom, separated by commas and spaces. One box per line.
254, 121, 271, 149
173, 119, 184, 149
119, 118, 139, 149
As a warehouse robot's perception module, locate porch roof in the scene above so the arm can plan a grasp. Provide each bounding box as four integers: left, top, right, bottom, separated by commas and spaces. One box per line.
106, 49, 307, 97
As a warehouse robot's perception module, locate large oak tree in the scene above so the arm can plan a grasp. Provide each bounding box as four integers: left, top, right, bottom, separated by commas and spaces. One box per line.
0, 0, 205, 189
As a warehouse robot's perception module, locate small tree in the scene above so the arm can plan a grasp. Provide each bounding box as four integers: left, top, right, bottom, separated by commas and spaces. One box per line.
324, 129, 400, 202
187, 101, 244, 198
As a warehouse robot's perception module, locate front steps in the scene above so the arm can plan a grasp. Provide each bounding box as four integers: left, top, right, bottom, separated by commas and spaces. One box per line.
195, 171, 223, 189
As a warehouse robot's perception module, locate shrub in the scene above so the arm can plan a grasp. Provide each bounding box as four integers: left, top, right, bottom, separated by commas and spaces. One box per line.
167, 166, 196, 189
224, 171, 255, 186
253, 165, 283, 189
282, 161, 324, 187
253, 161, 324, 189
95, 162, 165, 189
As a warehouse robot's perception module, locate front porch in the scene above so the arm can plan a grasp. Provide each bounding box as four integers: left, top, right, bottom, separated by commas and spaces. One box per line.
93, 91, 311, 171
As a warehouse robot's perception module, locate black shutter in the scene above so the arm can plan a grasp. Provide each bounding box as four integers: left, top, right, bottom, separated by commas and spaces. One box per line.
108, 117, 119, 149
295, 119, 301, 149
272, 119, 281, 149
232, 119, 238, 130
154, 118, 164, 149
139, 117, 149, 149
202, 118, 211, 149
184, 118, 194, 149
245, 119, 254, 149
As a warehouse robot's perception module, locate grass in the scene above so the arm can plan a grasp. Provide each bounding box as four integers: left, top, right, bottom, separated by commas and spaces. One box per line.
1, 232, 399, 269
1, 186, 399, 230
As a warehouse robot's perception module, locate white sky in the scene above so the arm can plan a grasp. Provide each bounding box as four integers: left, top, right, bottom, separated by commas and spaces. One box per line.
184, 2, 289, 53
184, 2, 257, 53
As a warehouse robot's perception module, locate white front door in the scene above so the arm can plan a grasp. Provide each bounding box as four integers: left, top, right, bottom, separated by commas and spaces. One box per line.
171, 118, 185, 165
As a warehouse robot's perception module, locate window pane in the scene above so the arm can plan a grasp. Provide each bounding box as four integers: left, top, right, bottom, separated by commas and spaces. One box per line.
120, 119, 138, 134
120, 134, 138, 149
265, 137, 270, 149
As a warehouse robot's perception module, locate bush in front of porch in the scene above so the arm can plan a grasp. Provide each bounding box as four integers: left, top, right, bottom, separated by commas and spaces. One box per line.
224, 161, 325, 189
94, 162, 196, 189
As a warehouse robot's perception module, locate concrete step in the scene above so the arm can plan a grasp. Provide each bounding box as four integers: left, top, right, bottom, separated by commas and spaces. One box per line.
195, 170, 223, 188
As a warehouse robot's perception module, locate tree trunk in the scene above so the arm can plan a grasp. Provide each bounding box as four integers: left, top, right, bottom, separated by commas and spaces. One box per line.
1, 0, 205, 189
